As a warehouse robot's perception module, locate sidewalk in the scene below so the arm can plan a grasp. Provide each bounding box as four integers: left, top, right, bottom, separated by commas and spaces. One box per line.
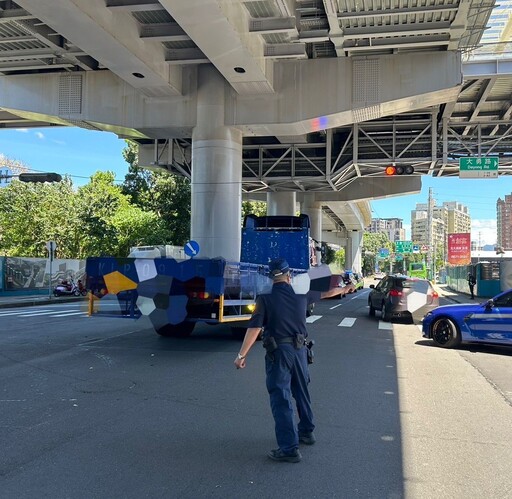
432, 283, 475, 304
0, 283, 474, 310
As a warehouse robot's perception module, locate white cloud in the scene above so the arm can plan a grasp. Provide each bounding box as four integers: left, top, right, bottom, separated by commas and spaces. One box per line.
15, 128, 29, 133
471, 219, 496, 246
52, 139, 66, 145
35, 131, 45, 139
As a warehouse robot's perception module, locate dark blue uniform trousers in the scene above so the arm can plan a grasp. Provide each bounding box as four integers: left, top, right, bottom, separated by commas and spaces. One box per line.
265, 344, 315, 453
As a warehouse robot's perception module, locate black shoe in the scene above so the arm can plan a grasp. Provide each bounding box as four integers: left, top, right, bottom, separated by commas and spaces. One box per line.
267, 448, 302, 463
299, 432, 316, 445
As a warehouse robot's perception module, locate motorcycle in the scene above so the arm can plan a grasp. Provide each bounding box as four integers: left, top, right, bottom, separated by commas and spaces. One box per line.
53, 279, 87, 297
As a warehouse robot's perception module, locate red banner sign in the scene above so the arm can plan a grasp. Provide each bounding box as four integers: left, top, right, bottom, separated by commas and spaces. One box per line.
448, 233, 471, 265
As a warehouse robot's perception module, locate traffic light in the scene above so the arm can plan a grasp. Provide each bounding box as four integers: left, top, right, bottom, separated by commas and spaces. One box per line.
18, 172, 62, 183
385, 165, 415, 176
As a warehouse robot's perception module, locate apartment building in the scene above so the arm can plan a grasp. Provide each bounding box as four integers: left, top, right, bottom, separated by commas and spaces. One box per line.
497, 194, 512, 250
368, 218, 406, 242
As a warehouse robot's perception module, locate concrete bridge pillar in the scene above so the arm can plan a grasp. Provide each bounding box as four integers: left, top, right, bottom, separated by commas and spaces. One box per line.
346, 230, 363, 273
266, 192, 296, 216
191, 65, 242, 261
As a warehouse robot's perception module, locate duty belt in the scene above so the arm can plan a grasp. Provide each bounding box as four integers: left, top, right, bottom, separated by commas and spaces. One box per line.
275, 337, 295, 344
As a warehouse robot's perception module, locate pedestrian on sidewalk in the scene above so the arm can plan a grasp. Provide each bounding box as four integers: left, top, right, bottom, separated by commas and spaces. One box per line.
467, 272, 476, 299
234, 258, 316, 463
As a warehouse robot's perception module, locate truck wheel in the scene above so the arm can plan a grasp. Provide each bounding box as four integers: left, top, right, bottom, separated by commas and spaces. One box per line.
156, 322, 195, 338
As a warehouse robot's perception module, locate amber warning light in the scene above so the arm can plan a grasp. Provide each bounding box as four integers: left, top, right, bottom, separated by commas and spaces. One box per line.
385, 165, 415, 176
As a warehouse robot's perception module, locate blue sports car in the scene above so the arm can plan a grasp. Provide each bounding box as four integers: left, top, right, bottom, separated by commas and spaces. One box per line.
422, 289, 512, 348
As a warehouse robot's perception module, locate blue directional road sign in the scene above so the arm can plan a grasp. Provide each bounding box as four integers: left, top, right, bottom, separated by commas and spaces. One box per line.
378, 248, 390, 259
184, 240, 200, 257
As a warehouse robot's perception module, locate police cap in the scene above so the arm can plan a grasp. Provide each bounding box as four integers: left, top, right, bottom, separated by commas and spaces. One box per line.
269, 258, 290, 277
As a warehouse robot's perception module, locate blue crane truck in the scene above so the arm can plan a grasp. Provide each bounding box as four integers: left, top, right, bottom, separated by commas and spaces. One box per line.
85, 214, 343, 337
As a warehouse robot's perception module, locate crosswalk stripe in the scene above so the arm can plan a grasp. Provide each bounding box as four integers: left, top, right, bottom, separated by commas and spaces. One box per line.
378, 321, 393, 330
51, 311, 88, 317
306, 315, 322, 323
19, 310, 78, 317
338, 317, 356, 327
0, 309, 53, 316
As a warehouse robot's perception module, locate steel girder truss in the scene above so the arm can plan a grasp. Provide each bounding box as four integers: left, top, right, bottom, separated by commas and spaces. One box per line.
154, 110, 512, 194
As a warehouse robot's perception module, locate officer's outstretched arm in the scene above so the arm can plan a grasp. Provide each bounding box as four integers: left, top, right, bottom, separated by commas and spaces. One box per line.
234, 327, 262, 369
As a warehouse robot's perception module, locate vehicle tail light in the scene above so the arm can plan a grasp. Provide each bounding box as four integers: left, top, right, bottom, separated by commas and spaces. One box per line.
189, 291, 210, 299
431, 291, 438, 299
389, 289, 402, 297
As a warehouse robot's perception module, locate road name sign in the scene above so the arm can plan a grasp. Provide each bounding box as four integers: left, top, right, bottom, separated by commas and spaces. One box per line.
395, 240, 413, 253
459, 157, 498, 179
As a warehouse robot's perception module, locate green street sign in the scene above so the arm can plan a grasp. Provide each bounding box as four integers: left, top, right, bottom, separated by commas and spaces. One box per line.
395, 240, 413, 254
459, 157, 498, 178
395, 254, 404, 262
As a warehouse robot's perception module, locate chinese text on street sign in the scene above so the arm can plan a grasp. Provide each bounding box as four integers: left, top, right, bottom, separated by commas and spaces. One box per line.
459, 157, 498, 179
395, 240, 413, 254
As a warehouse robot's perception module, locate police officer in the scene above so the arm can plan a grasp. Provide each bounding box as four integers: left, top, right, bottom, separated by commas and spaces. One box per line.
467, 271, 476, 299
234, 258, 315, 463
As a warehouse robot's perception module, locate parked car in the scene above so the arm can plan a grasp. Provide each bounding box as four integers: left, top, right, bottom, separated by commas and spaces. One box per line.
368, 274, 439, 322
422, 289, 512, 348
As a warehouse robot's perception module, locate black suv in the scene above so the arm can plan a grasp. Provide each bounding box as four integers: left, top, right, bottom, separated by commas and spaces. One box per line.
368, 275, 439, 322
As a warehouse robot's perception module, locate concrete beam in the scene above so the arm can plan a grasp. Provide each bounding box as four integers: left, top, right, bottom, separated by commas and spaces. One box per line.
15, 0, 182, 97
0, 53, 461, 141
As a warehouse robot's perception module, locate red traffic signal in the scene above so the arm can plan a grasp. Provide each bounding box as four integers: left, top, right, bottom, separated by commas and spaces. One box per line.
18, 172, 62, 183
385, 165, 414, 176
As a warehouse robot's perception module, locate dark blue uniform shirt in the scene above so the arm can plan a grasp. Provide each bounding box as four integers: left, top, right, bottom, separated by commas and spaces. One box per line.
247, 282, 308, 340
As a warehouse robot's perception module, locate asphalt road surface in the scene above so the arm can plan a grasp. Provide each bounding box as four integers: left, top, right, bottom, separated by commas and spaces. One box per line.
1, 291, 511, 498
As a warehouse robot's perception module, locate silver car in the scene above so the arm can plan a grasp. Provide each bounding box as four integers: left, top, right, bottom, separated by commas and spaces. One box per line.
368, 275, 439, 322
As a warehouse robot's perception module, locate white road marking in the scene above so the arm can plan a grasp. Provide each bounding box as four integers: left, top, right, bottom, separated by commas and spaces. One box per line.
0, 309, 53, 316
306, 315, 322, 323
50, 311, 88, 317
18, 310, 78, 317
338, 317, 356, 327
378, 321, 393, 330
329, 303, 342, 310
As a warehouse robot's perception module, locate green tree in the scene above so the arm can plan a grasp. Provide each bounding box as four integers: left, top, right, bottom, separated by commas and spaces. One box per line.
150, 173, 191, 245
76, 171, 133, 256
0, 177, 77, 257
242, 200, 267, 224
334, 248, 345, 269
362, 232, 392, 275
121, 140, 155, 208
121, 141, 191, 246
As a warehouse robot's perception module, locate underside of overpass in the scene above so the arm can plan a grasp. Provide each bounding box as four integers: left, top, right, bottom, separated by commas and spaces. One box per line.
0, 0, 505, 264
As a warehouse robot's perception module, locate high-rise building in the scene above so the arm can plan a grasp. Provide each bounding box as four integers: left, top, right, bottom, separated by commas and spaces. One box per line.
497, 194, 512, 250
411, 211, 445, 249
442, 202, 471, 235
411, 200, 471, 259
368, 218, 405, 242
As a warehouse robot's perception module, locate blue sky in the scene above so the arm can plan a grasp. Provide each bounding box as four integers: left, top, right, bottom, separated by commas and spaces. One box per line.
0, 127, 508, 247
0, 127, 128, 185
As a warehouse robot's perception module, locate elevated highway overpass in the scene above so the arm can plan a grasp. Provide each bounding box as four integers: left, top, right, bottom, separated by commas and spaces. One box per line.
0, 0, 505, 269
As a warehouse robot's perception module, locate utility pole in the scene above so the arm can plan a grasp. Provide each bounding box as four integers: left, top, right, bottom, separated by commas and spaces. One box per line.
427, 187, 434, 281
